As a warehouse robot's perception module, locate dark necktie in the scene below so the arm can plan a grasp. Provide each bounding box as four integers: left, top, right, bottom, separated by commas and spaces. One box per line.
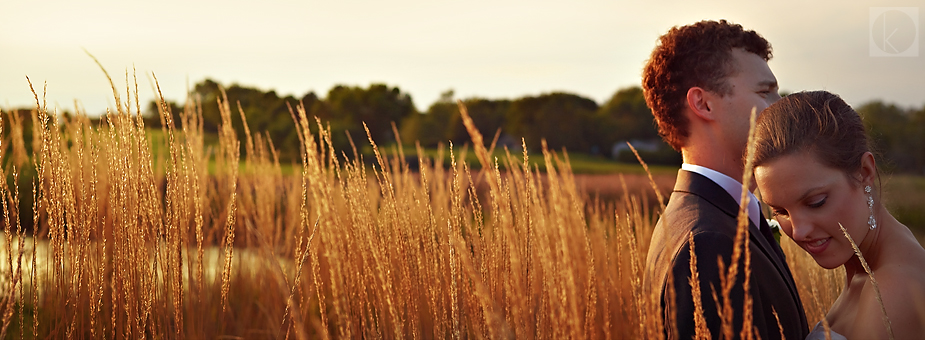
758, 213, 786, 263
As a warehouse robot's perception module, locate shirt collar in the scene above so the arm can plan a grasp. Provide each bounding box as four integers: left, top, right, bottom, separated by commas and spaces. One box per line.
681, 163, 761, 228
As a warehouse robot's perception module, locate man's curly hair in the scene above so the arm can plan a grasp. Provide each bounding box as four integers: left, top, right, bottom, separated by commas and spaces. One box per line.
642, 20, 772, 151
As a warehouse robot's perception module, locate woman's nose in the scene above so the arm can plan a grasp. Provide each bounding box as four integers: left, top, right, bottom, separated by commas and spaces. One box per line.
786, 216, 813, 241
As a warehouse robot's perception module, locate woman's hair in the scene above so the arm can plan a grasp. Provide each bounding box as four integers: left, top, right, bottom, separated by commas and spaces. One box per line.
753, 91, 872, 177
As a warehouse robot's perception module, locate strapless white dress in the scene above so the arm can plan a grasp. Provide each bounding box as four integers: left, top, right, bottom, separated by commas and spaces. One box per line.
806, 321, 847, 340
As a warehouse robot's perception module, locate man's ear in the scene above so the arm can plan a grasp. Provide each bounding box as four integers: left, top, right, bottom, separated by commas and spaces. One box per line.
686, 87, 715, 121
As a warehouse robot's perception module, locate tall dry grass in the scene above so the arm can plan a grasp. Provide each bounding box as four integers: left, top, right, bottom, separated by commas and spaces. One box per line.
0, 74, 844, 338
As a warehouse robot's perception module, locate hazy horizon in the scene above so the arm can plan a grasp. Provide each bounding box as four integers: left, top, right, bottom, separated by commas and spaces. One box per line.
3, 0, 924, 115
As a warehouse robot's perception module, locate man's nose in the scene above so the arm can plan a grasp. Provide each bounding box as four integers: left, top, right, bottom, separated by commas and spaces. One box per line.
769, 91, 782, 103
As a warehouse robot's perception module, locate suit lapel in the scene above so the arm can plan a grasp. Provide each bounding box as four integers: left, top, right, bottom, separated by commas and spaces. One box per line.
751, 218, 804, 310
674, 170, 804, 310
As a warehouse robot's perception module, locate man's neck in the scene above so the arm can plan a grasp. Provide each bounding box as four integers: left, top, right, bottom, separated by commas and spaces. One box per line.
680, 163, 762, 228
682, 149, 745, 182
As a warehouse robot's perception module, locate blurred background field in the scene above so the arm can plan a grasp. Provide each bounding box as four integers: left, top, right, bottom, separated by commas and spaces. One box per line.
4, 2, 924, 336
0, 88, 912, 339
0, 70, 921, 338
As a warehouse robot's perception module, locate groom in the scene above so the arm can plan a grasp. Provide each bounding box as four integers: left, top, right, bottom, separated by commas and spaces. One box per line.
641, 20, 809, 339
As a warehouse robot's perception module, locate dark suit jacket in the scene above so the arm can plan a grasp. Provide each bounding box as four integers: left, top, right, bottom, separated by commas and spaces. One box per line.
643, 170, 809, 339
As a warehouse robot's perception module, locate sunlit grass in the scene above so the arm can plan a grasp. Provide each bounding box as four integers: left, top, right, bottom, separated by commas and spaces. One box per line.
0, 76, 853, 339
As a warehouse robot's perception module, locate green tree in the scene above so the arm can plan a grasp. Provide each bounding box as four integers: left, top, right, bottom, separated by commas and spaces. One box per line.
400, 88, 510, 149
906, 105, 925, 174
448, 98, 510, 146
184, 79, 308, 162
401, 100, 456, 148
191, 79, 224, 132
597, 86, 658, 143
506, 92, 599, 153
144, 100, 183, 128
595, 86, 679, 164
321, 84, 416, 147
858, 101, 921, 173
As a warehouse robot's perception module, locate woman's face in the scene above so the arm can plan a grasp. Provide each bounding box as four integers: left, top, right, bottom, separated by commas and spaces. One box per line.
755, 150, 871, 269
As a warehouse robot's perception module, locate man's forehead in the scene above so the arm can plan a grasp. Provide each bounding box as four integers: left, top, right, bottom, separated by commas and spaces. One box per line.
730, 50, 777, 84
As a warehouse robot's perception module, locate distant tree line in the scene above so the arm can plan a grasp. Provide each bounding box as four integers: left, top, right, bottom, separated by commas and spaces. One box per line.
141, 79, 679, 166
4, 80, 924, 173
857, 101, 925, 174
152, 79, 419, 163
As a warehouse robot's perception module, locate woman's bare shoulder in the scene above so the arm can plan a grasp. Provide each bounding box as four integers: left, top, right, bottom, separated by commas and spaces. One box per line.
851, 264, 925, 339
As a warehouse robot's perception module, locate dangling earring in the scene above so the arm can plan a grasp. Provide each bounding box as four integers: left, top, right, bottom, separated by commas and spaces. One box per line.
866, 185, 877, 230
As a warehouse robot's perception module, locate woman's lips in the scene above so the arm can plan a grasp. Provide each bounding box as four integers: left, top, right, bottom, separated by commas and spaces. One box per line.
803, 237, 831, 255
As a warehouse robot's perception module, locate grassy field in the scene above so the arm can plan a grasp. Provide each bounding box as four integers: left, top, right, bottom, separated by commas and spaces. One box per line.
0, 79, 907, 338
880, 174, 925, 236
150, 128, 925, 236
372, 144, 679, 175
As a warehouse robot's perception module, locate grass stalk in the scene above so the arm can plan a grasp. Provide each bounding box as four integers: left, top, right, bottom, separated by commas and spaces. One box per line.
837, 223, 893, 339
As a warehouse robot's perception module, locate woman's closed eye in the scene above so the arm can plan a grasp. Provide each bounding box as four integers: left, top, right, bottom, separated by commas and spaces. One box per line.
808, 196, 827, 208
772, 208, 789, 217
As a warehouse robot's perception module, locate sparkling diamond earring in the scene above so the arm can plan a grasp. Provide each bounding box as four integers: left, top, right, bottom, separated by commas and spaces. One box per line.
866, 185, 877, 230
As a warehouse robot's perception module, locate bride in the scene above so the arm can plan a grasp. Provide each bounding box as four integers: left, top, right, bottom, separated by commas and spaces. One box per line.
752, 91, 925, 339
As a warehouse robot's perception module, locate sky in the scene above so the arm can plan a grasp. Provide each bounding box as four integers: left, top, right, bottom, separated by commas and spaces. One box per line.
2, 0, 924, 115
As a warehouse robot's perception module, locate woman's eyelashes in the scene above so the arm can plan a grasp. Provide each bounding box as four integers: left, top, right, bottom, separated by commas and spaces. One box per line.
808, 196, 827, 209
769, 196, 826, 219
772, 208, 789, 217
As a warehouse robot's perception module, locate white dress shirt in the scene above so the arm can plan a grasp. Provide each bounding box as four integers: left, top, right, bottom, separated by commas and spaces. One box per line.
680, 163, 762, 229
